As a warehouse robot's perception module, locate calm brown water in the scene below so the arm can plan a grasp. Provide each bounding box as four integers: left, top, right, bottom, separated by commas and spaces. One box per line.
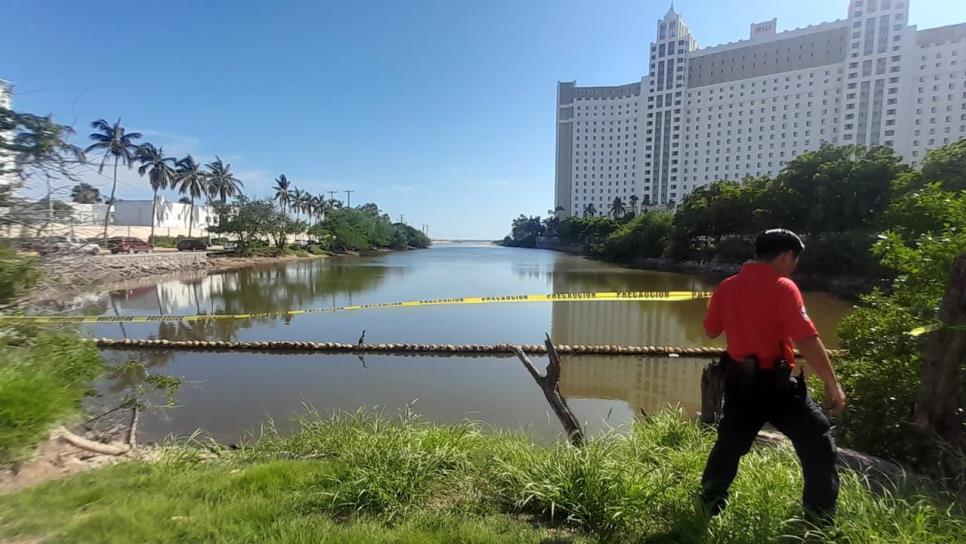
85, 244, 851, 443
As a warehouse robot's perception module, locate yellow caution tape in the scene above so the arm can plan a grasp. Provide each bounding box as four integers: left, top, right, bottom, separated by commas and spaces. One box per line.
907, 323, 966, 337
0, 290, 713, 324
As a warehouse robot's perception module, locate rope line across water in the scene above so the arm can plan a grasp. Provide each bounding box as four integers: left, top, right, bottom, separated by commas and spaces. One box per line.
87, 338, 847, 359
1, 291, 713, 324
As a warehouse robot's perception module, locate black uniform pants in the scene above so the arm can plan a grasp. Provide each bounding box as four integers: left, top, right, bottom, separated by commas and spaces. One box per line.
700, 370, 839, 518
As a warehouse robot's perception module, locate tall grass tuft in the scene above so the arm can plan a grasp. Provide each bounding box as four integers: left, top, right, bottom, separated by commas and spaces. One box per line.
0, 330, 103, 463
247, 408, 487, 521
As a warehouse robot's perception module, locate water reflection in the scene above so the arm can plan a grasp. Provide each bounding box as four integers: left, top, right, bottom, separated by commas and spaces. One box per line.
99, 258, 402, 343
560, 356, 707, 420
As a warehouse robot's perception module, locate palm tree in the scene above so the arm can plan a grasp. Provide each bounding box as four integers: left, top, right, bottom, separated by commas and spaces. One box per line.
310, 194, 326, 222
583, 203, 596, 217
175, 155, 206, 238
206, 156, 244, 203
273, 175, 292, 213
609, 197, 626, 219
296, 190, 312, 221
629, 195, 640, 216
290, 187, 305, 221
70, 182, 102, 204
135, 143, 176, 243
84, 118, 142, 241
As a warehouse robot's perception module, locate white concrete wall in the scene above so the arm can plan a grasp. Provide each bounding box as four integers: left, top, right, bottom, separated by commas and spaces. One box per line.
66, 198, 217, 229
112, 198, 217, 229
6, 223, 211, 240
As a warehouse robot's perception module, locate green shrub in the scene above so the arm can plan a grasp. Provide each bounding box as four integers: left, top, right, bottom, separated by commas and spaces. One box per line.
600, 212, 673, 263
0, 242, 39, 303
0, 331, 103, 463
712, 236, 754, 264
798, 231, 884, 277
558, 216, 620, 256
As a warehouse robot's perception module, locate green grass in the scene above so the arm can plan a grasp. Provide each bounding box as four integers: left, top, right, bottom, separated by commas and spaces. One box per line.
1, 410, 963, 543
0, 331, 102, 463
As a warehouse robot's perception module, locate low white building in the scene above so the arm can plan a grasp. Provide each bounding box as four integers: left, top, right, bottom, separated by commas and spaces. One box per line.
69, 197, 217, 229
112, 197, 218, 229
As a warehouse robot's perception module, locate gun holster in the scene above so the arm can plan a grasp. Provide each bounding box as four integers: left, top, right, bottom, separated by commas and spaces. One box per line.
723, 354, 758, 390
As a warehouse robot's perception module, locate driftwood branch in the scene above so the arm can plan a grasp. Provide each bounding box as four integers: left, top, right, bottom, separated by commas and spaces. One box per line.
127, 405, 139, 449
55, 427, 130, 456
512, 335, 584, 446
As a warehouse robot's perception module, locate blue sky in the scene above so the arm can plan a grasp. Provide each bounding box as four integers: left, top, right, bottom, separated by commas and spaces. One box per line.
1, 0, 961, 238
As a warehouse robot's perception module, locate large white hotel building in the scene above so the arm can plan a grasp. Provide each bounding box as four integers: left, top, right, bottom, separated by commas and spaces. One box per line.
555, 0, 966, 217
0, 80, 13, 188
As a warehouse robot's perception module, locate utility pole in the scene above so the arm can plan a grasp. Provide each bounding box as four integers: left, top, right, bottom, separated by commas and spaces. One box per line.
45, 175, 53, 223
326, 190, 337, 201
399, 214, 405, 224
345, 190, 354, 208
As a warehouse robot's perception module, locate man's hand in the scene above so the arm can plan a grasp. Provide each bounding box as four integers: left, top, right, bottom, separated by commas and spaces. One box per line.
824, 381, 847, 417
795, 336, 846, 416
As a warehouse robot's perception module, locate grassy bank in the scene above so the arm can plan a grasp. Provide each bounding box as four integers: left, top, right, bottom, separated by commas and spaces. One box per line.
0, 331, 103, 464
1, 410, 962, 543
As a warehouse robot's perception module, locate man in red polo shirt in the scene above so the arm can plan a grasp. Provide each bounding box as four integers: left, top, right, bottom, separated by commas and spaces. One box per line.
700, 229, 846, 521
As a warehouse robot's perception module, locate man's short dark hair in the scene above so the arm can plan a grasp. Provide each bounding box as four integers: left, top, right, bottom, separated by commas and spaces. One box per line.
755, 229, 805, 260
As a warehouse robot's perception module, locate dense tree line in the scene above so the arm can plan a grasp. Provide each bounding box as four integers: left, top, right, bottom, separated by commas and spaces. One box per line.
506, 141, 966, 279
211, 197, 430, 255
307, 204, 431, 252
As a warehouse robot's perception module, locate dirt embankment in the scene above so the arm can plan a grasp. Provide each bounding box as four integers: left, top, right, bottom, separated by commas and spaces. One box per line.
19, 252, 328, 307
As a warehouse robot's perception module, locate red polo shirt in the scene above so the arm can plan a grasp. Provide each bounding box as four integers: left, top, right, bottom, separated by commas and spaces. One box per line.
703, 262, 818, 369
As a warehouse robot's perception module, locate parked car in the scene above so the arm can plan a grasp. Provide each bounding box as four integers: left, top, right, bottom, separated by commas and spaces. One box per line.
223, 241, 239, 252
35, 237, 100, 256
177, 239, 208, 252
107, 237, 153, 254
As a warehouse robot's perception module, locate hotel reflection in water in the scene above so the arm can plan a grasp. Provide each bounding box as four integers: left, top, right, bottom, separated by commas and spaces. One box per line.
549, 265, 720, 420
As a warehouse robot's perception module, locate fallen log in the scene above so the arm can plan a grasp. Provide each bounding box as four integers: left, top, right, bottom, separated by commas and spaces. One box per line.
55, 427, 130, 456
